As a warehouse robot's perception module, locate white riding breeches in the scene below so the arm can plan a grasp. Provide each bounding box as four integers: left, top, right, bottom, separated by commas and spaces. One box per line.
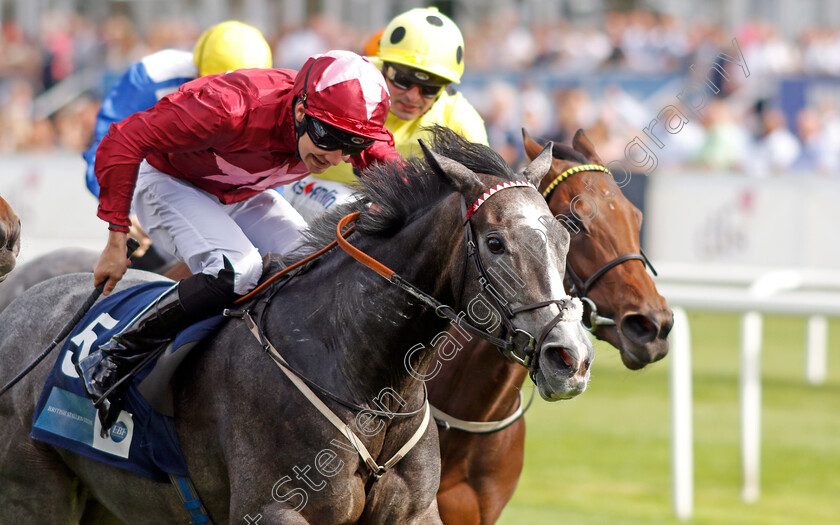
132, 161, 307, 295
282, 175, 360, 223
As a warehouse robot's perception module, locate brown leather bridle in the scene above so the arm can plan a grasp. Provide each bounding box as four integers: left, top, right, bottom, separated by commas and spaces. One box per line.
542, 163, 658, 331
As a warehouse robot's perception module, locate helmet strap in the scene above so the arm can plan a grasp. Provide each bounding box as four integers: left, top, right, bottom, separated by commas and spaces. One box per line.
300, 61, 315, 108
294, 60, 316, 161
292, 97, 305, 161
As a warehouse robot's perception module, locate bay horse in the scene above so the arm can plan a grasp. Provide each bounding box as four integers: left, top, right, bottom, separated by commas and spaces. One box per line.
430, 129, 673, 525
0, 131, 593, 524
0, 195, 21, 282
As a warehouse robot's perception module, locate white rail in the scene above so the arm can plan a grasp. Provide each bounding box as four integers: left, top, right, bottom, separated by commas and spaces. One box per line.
658, 264, 838, 518
669, 307, 693, 519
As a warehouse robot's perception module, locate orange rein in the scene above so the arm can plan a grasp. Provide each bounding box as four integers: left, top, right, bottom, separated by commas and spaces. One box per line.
334, 212, 395, 281
234, 215, 357, 305
234, 212, 393, 305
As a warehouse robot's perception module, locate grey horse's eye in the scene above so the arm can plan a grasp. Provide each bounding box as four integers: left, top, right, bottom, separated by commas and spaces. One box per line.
486, 236, 505, 254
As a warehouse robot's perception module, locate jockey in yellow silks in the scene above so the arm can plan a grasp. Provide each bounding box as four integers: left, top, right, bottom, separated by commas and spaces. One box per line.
285, 7, 488, 221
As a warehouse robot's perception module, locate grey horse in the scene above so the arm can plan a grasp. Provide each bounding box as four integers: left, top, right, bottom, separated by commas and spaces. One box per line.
0, 131, 593, 524
0, 248, 98, 311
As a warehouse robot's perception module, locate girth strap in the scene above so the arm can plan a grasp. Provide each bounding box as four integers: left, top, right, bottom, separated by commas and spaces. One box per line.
168, 474, 213, 524
431, 386, 536, 434
241, 312, 431, 478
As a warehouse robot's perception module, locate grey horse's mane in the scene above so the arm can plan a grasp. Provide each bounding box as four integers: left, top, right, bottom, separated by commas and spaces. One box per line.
293, 126, 517, 258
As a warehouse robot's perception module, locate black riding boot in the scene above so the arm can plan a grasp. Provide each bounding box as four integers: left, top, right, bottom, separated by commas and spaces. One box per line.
76, 260, 237, 433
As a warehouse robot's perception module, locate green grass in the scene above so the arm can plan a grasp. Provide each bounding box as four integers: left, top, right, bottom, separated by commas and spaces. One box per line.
497, 313, 840, 525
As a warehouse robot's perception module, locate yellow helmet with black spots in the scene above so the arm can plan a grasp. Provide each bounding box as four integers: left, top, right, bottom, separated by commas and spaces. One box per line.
376, 7, 465, 84
193, 21, 272, 77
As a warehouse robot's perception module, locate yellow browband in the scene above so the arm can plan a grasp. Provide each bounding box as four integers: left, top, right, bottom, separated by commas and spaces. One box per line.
541, 164, 612, 199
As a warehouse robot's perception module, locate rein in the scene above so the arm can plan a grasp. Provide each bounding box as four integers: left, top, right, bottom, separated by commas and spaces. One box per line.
233, 225, 356, 305
331, 184, 581, 436
334, 186, 583, 370
334, 212, 522, 356
236, 181, 583, 439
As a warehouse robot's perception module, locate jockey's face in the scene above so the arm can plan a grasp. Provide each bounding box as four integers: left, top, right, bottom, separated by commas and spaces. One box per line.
383, 64, 446, 121
295, 102, 349, 173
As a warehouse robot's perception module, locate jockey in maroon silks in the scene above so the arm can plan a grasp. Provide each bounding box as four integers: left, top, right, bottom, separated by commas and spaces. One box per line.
79, 50, 400, 431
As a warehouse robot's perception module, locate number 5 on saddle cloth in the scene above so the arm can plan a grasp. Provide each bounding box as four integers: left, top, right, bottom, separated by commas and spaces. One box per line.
31, 281, 224, 482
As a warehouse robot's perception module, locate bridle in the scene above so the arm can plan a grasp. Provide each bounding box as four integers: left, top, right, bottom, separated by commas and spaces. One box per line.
236, 175, 584, 439
541, 163, 658, 331
336, 180, 582, 369
461, 182, 582, 367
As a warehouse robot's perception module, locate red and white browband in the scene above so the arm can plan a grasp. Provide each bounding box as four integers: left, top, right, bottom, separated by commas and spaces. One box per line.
465, 181, 537, 220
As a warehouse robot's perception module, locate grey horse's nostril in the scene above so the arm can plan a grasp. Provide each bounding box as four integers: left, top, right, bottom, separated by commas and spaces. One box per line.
557, 347, 574, 367
542, 343, 579, 370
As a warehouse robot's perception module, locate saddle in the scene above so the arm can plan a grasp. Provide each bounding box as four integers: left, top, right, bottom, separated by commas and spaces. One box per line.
31, 253, 292, 481
30, 281, 223, 481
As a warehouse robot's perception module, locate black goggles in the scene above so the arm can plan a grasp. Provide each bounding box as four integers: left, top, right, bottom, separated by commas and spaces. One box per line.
384, 64, 447, 99
304, 115, 375, 156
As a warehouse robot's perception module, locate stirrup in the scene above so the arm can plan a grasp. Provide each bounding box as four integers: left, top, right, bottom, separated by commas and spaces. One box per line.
92, 343, 170, 435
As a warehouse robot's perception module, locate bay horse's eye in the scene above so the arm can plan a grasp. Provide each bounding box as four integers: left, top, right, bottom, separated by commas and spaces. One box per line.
486, 236, 505, 254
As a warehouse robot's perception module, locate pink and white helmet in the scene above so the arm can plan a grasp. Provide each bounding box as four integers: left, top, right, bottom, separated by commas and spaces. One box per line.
293, 50, 391, 141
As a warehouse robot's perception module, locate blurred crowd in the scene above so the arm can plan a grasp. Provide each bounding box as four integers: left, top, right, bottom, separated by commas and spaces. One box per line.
2, 8, 839, 176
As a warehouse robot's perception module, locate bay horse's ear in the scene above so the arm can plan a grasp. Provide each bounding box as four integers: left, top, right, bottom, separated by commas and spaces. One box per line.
418, 139, 482, 194
572, 129, 605, 165
521, 128, 545, 162
520, 140, 553, 186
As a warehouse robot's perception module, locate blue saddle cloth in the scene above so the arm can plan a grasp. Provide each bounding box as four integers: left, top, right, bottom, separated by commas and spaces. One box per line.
31, 281, 225, 482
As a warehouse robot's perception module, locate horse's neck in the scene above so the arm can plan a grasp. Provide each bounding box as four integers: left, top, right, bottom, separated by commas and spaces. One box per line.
265, 202, 464, 402
430, 337, 528, 422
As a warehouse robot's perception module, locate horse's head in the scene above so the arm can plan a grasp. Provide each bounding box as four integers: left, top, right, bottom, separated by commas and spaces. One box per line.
523, 129, 673, 370
420, 130, 593, 401
0, 196, 21, 283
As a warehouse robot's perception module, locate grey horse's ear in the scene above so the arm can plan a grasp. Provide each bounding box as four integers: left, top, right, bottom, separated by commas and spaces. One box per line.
419, 139, 482, 194
521, 141, 553, 186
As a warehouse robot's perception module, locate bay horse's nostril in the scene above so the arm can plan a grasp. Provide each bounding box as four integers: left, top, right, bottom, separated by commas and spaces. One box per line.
620, 313, 658, 345
7, 222, 20, 251
658, 312, 674, 339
